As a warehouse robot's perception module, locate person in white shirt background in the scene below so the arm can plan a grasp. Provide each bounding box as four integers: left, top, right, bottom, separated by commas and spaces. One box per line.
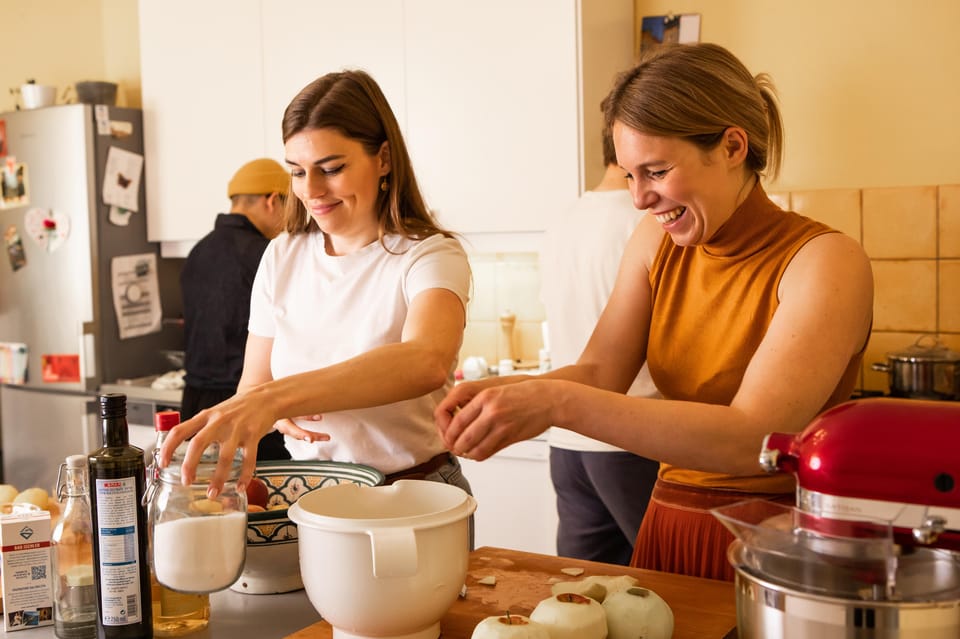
540, 105, 660, 565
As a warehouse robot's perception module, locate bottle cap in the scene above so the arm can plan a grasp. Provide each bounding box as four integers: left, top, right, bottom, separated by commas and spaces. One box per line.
99, 393, 126, 417
155, 410, 181, 432
65, 454, 87, 468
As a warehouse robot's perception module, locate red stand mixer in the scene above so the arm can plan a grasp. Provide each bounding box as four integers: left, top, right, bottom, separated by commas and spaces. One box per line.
714, 398, 960, 638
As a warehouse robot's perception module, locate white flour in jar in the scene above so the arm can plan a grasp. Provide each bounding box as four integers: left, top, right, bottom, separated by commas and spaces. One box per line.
153, 511, 247, 592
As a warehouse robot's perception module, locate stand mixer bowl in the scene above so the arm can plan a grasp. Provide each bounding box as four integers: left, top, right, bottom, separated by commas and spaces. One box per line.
729, 539, 960, 638
288, 480, 476, 639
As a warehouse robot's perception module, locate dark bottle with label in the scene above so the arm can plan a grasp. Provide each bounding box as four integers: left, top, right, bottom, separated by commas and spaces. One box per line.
88, 393, 153, 639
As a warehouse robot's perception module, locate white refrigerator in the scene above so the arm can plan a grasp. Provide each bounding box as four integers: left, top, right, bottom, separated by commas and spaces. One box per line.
0, 104, 182, 494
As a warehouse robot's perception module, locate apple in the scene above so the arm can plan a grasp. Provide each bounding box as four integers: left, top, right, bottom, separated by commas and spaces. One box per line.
245, 477, 269, 509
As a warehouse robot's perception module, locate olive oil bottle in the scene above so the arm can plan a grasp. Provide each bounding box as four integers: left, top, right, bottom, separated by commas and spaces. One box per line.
88, 394, 153, 639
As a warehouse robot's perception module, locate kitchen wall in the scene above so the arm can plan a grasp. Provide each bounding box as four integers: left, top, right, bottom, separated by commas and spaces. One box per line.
4, 0, 959, 393
1, 0, 140, 111
461, 0, 960, 393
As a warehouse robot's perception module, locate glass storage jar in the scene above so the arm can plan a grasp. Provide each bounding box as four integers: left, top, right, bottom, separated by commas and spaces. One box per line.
147, 442, 247, 593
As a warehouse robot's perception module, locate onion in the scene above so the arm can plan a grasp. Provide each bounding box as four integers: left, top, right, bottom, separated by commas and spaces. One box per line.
602, 586, 674, 639
530, 593, 607, 639
471, 613, 550, 639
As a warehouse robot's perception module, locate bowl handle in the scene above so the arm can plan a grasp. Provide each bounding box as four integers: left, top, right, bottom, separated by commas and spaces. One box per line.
367, 528, 418, 578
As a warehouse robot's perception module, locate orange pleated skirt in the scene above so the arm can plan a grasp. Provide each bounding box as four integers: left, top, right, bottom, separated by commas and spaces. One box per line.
630, 479, 794, 581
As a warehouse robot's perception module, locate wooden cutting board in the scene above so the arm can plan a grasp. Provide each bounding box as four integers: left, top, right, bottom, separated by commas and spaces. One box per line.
284, 546, 737, 639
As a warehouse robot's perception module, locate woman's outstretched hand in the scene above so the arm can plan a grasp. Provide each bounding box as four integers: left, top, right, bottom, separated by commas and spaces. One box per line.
435, 378, 556, 461
157, 388, 329, 497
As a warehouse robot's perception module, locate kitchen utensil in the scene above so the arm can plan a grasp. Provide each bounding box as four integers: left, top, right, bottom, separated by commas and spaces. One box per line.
74, 80, 118, 105
718, 397, 960, 638
499, 311, 519, 363
232, 460, 384, 595
289, 479, 476, 639
20, 82, 57, 109
871, 336, 960, 400
160, 349, 185, 369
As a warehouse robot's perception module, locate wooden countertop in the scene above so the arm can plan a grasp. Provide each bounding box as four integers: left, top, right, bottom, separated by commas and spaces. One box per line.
285, 546, 737, 639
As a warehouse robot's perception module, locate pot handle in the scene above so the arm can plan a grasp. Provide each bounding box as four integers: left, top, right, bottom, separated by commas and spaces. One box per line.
871, 362, 891, 372
366, 527, 418, 578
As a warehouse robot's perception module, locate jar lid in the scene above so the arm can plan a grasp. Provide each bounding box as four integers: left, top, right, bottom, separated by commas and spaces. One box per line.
161, 441, 243, 484
155, 410, 180, 432
886, 337, 960, 363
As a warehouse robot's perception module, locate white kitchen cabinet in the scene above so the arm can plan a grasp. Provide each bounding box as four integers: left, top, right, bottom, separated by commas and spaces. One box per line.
259, 1, 407, 163
403, 0, 581, 234
138, 1, 634, 244
460, 437, 559, 555
138, 0, 265, 245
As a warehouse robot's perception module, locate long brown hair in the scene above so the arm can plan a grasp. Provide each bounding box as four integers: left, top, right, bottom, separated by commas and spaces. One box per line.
604, 43, 784, 180
280, 70, 452, 244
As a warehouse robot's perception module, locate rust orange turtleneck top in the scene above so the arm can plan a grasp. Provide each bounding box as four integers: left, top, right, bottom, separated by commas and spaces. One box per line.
647, 184, 864, 493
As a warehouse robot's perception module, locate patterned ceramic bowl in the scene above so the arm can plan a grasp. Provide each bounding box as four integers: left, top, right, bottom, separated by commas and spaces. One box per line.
230, 460, 384, 594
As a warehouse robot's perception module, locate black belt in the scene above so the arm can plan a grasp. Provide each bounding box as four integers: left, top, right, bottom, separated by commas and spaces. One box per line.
384, 452, 451, 484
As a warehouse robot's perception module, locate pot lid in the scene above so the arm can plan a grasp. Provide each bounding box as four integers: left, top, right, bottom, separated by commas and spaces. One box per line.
886, 336, 960, 363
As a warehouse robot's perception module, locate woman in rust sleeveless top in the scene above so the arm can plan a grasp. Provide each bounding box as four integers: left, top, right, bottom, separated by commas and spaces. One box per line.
435, 42, 873, 581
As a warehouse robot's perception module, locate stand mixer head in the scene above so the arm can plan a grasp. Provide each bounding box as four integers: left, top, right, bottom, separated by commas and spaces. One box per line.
760, 398, 960, 551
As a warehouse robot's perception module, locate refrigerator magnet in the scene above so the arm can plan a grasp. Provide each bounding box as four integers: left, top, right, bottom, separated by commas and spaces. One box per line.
102, 146, 143, 212
0, 342, 28, 384
111, 253, 162, 339
3, 225, 26, 271
24, 208, 70, 253
0, 158, 28, 209
108, 205, 134, 226
41, 354, 81, 383
109, 120, 134, 139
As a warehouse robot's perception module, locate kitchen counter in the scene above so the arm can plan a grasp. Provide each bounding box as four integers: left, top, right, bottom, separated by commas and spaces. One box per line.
0, 587, 320, 639
285, 546, 738, 639
100, 375, 183, 406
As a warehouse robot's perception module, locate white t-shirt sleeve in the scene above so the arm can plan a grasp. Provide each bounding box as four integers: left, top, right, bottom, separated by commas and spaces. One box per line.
402, 235, 471, 309
248, 238, 278, 338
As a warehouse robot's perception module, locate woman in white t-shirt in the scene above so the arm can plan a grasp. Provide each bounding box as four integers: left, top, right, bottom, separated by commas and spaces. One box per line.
160, 70, 473, 509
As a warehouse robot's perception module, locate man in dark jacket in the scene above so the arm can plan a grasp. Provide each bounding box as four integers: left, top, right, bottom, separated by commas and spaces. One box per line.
180, 158, 290, 459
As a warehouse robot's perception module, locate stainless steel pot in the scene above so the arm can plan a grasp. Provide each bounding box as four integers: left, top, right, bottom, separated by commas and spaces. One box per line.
729, 541, 960, 638
872, 336, 960, 401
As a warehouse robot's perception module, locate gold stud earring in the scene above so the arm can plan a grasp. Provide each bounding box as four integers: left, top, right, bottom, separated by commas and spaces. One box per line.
380, 177, 389, 192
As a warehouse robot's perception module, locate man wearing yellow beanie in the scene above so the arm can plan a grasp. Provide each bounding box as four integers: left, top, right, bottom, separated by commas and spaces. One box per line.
179, 158, 290, 460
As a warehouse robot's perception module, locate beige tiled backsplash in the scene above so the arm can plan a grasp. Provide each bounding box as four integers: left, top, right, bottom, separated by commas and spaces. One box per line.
462, 184, 960, 393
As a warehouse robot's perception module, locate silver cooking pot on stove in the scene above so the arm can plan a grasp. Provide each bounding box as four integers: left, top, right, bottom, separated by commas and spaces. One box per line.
872, 336, 960, 401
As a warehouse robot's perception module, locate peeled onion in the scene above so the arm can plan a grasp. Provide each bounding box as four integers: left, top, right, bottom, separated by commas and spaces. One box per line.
551, 574, 639, 602
530, 593, 607, 639
602, 586, 674, 639
471, 613, 550, 639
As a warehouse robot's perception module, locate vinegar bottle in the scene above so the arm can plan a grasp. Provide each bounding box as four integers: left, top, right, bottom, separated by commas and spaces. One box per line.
88, 393, 153, 639
51, 454, 97, 639
148, 411, 210, 636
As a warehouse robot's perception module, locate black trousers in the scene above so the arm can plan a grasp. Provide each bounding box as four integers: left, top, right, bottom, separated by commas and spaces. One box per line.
180, 384, 290, 461
549, 447, 659, 565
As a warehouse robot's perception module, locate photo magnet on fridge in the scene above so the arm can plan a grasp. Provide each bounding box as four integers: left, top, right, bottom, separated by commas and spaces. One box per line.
4, 225, 27, 271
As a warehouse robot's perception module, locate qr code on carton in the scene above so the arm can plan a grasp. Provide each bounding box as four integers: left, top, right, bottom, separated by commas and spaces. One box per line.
31, 565, 46, 581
